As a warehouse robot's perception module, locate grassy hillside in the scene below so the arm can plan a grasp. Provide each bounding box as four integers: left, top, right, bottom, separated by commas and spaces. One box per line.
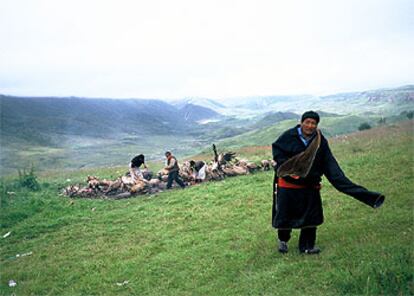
0, 133, 203, 176
0, 121, 413, 295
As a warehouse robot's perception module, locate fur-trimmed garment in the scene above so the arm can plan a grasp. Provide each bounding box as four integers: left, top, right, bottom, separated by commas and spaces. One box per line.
272, 125, 384, 229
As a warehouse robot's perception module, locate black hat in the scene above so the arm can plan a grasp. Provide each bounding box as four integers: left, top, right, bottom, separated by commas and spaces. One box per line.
301, 111, 320, 123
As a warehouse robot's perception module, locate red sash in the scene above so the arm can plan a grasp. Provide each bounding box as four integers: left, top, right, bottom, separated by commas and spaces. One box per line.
277, 178, 321, 190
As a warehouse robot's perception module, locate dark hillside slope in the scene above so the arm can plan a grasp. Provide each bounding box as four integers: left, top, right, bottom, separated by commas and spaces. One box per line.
0, 96, 191, 145
177, 103, 220, 122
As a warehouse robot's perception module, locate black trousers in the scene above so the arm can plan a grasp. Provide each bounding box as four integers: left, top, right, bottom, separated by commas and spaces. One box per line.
167, 171, 186, 189
278, 227, 317, 251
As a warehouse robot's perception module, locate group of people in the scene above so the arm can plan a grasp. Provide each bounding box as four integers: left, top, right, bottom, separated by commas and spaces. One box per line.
129, 151, 207, 190
128, 111, 385, 255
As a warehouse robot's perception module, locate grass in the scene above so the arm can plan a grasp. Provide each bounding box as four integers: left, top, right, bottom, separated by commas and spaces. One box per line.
0, 134, 203, 177
0, 121, 413, 295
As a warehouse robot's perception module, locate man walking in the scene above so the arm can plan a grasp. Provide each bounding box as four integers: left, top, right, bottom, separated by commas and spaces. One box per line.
164, 151, 186, 189
272, 111, 384, 254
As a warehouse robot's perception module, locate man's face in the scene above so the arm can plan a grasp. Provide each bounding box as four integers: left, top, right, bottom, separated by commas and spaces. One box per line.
301, 118, 318, 137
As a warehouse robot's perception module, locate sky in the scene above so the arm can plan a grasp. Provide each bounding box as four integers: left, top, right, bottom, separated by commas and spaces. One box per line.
0, 0, 413, 100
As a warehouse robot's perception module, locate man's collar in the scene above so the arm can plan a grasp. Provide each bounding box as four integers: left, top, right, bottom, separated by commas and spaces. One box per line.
297, 126, 304, 137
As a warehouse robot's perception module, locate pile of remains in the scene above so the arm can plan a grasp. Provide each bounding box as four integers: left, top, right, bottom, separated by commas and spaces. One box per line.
63, 147, 275, 199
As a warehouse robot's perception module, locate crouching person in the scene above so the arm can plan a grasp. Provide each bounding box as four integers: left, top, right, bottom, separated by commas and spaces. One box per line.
129, 154, 148, 182
190, 160, 207, 183
165, 151, 186, 189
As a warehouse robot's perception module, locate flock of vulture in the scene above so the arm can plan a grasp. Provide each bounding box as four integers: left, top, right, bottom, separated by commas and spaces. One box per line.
63, 145, 276, 199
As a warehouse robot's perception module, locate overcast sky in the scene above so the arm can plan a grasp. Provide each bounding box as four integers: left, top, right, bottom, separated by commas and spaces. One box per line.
1, 0, 413, 100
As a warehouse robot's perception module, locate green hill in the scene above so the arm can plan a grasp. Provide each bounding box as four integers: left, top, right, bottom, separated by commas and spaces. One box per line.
0, 121, 413, 295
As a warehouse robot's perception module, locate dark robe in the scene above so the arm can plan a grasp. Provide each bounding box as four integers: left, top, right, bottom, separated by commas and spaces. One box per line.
271, 125, 384, 229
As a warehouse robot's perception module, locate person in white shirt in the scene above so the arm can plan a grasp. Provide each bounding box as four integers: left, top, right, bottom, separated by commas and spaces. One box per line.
189, 160, 207, 183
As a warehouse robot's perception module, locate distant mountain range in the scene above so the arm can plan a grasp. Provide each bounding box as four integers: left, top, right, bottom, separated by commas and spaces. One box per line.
240, 85, 413, 114
0, 96, 222, 146
0, 85, 413, 175
172, 85, 414, 116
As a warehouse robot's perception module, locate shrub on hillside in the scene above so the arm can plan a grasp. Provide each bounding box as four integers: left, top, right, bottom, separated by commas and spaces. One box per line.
17, 166, 41, 191
400, 110, 414, 119
358, 122, 372, 131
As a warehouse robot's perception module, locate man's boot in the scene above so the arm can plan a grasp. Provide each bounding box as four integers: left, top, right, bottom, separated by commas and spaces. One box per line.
278, 240, 288, 253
